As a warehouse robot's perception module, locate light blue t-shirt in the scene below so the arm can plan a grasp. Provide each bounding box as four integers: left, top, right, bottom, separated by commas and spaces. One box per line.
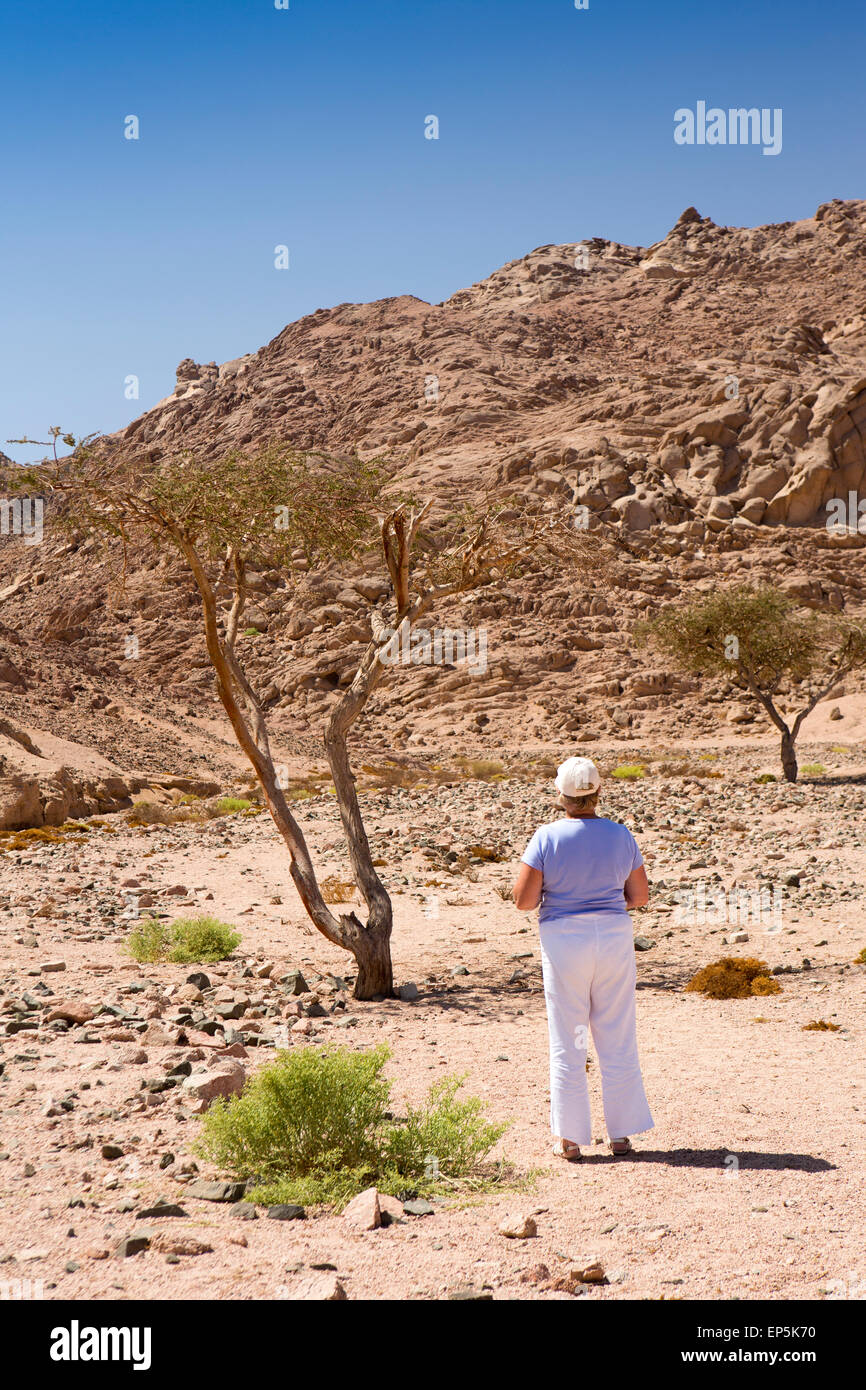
521, 817, 644, 922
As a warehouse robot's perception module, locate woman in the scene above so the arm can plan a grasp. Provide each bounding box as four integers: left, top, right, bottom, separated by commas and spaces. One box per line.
512, 756, 653, 1161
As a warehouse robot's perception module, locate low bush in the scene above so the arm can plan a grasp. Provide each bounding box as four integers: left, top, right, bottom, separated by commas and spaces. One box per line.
127, 916, 172, 963
214, 796, 252, 815
127, 914, 241, 964
196, 1044, 510, 1207
685, 956, 781, 1000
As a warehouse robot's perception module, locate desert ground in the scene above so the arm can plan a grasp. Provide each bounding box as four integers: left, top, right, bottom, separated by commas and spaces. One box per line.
1, 714, 864, 1302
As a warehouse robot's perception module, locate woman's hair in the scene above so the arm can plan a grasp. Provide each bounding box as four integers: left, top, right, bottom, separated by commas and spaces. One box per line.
557, 789, 600, 816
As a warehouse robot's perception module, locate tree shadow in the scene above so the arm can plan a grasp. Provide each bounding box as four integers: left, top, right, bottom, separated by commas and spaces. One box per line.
577, 1147, 835, 1172
802, 771, 866, 786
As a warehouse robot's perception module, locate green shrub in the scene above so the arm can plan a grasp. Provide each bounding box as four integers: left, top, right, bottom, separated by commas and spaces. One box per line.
854, 947, 866, 965
611, 764, 646, 780
215, 796, 252, 815
167, 915, 241, 963
127, 916, 172, 963
754, 773, 777, 784
196, 1044, 510, 1207
383, 1074, 507, 1177
126, 913, 240, 965
800, 763, 825, 776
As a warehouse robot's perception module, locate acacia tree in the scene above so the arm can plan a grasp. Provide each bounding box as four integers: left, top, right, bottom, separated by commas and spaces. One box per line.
9, 435, 599, 996
641, 585, 866, 782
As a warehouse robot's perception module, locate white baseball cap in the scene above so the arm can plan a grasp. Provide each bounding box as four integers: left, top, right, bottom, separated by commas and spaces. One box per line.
554, 756, 601, 797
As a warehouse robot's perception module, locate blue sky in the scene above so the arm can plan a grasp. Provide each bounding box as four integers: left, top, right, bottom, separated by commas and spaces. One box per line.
1, 0, 862, 461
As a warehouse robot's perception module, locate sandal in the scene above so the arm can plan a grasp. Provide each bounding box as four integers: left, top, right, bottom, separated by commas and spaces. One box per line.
609, 1137, 632, 1157
552, 1138, 582, 1161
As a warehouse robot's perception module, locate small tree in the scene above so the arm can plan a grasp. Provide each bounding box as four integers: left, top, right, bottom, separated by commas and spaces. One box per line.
640, 585, 866, 782
7, 434, 599, 995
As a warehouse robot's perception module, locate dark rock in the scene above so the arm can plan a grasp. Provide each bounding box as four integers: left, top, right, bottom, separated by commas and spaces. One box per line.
402, 1199, 435, 1216
267, 1204, 306, 1221
185, 1179, 246, 1203
113, 1231, 152, 1258
137, 1201, 188, 1219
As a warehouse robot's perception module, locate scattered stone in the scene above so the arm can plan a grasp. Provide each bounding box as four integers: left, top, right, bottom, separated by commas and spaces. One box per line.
267, 1204, 306, 1221
499, 1214, 537, 1239
186, 1180, 246, 1203
46, 1001, 96, 1025
403, 1199, 435, 1216
633, 936, 656, 951
137, 1201, 187, 1219
101, 1144, 124, 1161
397, 982, 419, 1001
40, 961, 66, 973
548, 1262, 607, 1293
182, 1060, 245, 1111
342, 1186, 381, 1231
113, 1231, 152, 1259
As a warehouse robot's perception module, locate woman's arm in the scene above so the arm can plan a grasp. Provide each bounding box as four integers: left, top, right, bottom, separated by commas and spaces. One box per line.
513, 863, 543, 911
624, 865, 649, 909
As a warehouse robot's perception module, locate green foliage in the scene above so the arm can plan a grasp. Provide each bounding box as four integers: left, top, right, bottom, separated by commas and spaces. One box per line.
754, 773, 777, 784
611, 763, 646, 779
640, 585, 866, 703
800, 763, 826, 776
383, 1074, 508, 1178
167, 915, 242, 963
215, 796, 252, 815
195, 1044, 510, 1208
854, 947, 866, 965
126, 914, 241, 964
16, 437, 386, 574
126, 916, 172, 964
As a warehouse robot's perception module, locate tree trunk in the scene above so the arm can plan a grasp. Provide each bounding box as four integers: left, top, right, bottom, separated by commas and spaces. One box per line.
780, 728, 798, 783
350, 902, 394, 999
325, 638, 395, 999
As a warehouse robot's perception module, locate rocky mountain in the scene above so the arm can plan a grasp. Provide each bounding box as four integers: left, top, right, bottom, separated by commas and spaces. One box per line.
117, 199, 866, 531
2, 199, 866, 819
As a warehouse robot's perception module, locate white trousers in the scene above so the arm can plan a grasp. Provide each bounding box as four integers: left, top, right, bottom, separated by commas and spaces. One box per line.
539, 911, 654, 1145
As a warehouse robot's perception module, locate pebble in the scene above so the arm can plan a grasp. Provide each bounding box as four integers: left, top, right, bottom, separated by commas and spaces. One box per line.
498, 1214, 537, 1239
